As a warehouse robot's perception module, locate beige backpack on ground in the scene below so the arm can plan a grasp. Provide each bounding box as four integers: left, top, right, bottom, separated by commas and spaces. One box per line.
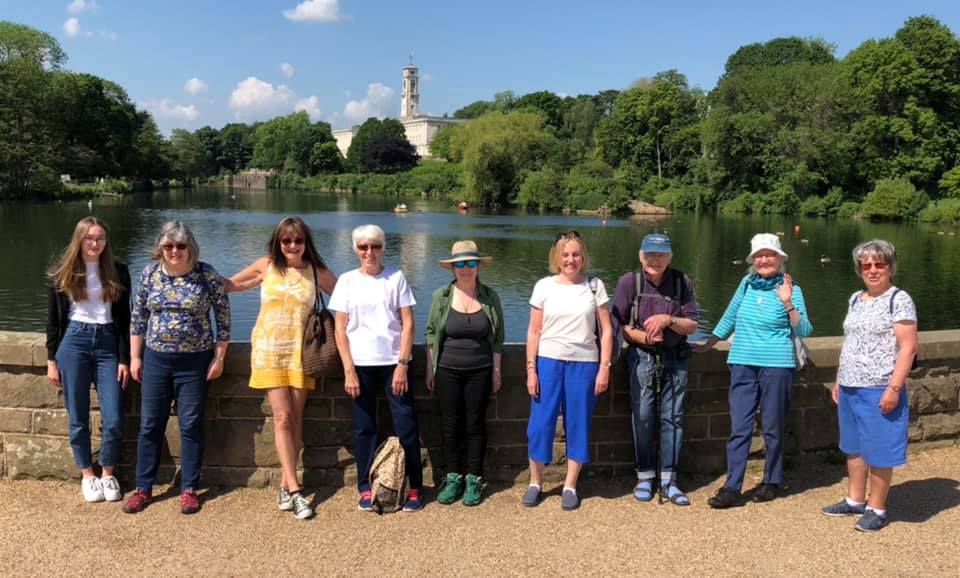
369, 436, 406, 514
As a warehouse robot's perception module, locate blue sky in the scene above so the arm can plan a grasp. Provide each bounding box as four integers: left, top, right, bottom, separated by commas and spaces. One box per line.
6, 0, 960, 134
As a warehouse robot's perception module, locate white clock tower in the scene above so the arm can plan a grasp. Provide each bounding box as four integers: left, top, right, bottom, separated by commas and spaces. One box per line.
400, 53, 420, 119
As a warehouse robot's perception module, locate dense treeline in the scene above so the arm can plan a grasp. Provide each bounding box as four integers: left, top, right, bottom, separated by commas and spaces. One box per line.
4, 17, 960, 222
437, 16, 960, 218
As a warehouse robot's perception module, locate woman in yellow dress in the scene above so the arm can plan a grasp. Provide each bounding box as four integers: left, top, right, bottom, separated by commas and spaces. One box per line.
227, 217, 337, 520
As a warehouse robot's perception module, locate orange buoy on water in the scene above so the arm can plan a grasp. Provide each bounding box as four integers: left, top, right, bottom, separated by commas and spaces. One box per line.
458, 201, 469, 210
794, 225, 800, 234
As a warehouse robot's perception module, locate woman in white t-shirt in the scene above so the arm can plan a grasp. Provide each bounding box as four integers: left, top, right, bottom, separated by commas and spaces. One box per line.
522, 231, 614, 510
329, 224, 423, 513
821, 239, 917, 533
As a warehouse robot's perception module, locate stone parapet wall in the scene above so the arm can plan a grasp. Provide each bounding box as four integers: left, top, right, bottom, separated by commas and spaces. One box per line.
1, 330, 958, 487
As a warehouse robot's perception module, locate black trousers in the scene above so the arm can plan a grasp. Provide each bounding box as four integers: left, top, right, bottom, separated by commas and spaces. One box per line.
436, 365, 492, 476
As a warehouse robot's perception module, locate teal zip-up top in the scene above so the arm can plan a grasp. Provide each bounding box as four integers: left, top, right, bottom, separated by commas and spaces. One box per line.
712, 274, 813, 368
425, 281, 505, 374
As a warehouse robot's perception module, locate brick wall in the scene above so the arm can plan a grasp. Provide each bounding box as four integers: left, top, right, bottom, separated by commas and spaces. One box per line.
1, 330, 958, 486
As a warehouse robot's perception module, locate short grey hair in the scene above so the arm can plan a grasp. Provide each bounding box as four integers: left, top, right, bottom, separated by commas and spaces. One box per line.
351, 224, 385, 251
151, 220, 199, 269
853, 239, 897, 277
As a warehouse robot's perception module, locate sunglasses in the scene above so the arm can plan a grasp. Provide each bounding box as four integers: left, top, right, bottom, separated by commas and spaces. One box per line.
281, 237, 305, 246
453, 260, 479, 269
161, 243, 188, 252
860, 261, 888, 272
357, 244, 383, 252
555, 230, 582, 242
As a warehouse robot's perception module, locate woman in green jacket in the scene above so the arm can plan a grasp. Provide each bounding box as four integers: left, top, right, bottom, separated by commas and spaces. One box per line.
426, 240, 504, 506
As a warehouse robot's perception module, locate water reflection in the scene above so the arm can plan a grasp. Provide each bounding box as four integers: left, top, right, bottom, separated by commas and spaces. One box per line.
4, 188, 958, 342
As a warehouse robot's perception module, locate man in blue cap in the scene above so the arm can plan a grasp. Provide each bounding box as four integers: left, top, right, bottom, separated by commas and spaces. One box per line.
612, 233, 699, 505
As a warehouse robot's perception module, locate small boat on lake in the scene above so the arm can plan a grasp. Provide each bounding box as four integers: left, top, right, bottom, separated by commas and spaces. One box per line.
394, 203, 409, 213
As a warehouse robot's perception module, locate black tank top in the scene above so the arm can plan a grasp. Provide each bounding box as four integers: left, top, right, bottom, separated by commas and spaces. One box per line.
438, 308, 492, 370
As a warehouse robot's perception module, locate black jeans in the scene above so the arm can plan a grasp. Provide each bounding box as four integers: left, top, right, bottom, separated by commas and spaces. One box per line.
352, 365, 423, 492
436, 365, 492, 476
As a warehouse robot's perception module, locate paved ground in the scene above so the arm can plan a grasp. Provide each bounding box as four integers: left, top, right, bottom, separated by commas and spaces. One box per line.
2, 445, 958, 577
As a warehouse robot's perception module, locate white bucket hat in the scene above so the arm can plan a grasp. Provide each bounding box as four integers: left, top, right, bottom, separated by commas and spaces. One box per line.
747, 233, 788, 262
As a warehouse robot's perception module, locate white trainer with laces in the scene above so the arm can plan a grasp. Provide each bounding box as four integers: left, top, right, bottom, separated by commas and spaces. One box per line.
100, 475, 122, 502
82, 476, 104, 502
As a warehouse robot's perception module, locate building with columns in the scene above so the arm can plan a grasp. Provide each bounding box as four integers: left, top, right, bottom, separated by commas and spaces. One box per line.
333, 58, 465, 159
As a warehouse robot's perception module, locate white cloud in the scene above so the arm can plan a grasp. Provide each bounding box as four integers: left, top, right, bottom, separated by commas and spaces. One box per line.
98, 30, 118, 41
280, 63, 296, 79
141, 99, 200, 123
63, 18, 81, 37
184, 77, 208, 95
67, 0, 98, 14
343, 83, 395, 123
295, 96, 322, 121
229, 76, 297, 120
283, 0, 342, 22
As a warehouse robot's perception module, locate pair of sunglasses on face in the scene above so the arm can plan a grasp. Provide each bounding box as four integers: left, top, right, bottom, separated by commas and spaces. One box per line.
452, 260, 479, 269
161, 243, 188, 252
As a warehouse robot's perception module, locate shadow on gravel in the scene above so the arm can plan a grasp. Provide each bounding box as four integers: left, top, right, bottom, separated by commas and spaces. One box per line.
890, 477, 960, 523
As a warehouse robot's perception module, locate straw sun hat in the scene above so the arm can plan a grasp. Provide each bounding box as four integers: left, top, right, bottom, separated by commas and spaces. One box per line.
439, 240, 493, 269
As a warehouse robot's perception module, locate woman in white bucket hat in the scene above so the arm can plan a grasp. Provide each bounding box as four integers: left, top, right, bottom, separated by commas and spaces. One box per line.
695, 233, 813, 509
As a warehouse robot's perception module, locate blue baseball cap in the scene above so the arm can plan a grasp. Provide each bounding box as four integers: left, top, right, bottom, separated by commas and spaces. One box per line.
641, 233, 672, 253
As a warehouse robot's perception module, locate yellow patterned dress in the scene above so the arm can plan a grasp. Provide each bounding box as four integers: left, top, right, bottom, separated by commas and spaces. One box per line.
249, 263, 316, 390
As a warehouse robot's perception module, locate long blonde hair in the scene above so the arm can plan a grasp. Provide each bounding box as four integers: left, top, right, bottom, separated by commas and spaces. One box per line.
48, 217, 123, 303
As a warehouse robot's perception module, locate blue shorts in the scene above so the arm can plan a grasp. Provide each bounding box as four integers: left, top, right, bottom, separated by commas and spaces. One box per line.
838, 385, 908, 468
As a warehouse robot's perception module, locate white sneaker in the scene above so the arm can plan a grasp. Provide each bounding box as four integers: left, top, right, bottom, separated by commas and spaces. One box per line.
100, 475, 122, 502
81, 476, 104, 502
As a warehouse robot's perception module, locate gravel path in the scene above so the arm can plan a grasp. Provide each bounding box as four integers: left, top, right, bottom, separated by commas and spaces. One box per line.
3, 446, 958, 577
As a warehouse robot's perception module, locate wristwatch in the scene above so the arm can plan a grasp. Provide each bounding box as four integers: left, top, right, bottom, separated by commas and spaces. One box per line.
397, 358, 412, 367
670, 316, 678, 326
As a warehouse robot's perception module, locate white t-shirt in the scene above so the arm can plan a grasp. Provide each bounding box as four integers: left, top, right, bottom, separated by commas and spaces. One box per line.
529, 275, 609, 362
328, 267, 416, 366
69, 262, 112, 324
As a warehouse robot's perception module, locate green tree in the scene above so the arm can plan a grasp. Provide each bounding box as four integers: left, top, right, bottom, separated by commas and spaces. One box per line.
0, 22, 65, 197
429, 124, 461, 161
597, 70, 701, 180
513, 91, 565, 129
454, 111, 556, 208
723, 37, 835, 76
250, 111, 333, 174
168, 129, 209, 183
345, 117, 406, 172
453, 100, 494, 119
311, 141, 343, 174
362, 133, 418, 173
217, 123, 254, 173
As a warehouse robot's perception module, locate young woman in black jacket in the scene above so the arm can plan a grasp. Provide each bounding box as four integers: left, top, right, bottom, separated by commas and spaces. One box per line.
46, 216, 131, 503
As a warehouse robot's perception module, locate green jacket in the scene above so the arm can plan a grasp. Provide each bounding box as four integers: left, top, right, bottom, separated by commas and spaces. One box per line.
425, 281, 505, 374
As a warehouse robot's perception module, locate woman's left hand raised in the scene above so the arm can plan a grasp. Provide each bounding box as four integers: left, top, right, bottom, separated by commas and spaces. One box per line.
776, 273, 794, 305
206, 358, 224, 381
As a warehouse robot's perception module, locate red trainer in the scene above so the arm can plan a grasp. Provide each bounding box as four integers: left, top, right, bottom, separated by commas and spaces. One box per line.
122, 489, 152, 514
180, 490, 201, 515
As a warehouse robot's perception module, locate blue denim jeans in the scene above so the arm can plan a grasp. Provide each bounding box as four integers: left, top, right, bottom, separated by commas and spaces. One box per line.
352, 365, 423, 492
135, 348, 212, 492
55, 322, 124, 469
627, 347, 688, 483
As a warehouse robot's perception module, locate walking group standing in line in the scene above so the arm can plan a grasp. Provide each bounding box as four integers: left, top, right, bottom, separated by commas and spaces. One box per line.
45, 216, 916, 532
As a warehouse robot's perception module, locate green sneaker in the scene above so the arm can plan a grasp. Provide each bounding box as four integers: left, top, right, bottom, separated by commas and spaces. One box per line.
463, 474, 484, 507
437, 473, 463, 505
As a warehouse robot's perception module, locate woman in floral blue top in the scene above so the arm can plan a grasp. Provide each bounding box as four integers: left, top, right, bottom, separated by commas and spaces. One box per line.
124, 220, 231, 516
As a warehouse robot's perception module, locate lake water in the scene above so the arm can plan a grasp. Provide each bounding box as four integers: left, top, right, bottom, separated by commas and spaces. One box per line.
4, 187, 958, 342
